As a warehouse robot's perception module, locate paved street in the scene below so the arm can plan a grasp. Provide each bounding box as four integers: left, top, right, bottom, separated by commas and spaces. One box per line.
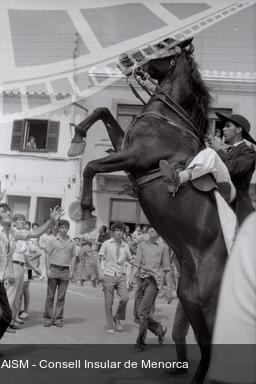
1, 279, 196, 345
1, 280, 199, 384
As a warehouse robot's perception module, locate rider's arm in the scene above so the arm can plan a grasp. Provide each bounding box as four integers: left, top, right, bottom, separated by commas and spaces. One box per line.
217, 147, 255, 178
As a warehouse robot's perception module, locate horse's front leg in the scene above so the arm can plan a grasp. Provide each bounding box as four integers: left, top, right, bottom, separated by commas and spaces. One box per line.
68, 107, 124, 156
81, 149, 136, 219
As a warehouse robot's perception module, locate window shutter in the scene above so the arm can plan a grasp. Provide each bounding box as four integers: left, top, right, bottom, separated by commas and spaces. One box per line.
46, 120, 60, 152
11, 120, 25, 150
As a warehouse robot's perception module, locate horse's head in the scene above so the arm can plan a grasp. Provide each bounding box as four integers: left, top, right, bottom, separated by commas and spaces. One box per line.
134, 37, 211, 136
135, 37, 194, 82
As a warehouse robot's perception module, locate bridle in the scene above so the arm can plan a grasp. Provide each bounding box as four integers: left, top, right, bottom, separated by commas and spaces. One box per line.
129, 47, 206, 147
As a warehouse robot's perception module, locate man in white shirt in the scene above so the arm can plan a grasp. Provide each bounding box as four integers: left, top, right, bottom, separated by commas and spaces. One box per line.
209, 212, 256, 384
160, 113, 256, 225
0, 203, 63, 333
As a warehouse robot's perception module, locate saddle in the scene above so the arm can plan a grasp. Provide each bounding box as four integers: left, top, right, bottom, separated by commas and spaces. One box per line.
119, 160, 232, 203
161, 158, 232, 203
185, 157, 232, 203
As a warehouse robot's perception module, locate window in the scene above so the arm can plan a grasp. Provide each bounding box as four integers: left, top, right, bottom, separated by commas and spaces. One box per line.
11, 119, 60, 152
208, 108, 232, 137
117, 104, 143, 129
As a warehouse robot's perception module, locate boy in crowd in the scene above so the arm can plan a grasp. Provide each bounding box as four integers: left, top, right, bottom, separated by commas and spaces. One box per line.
6, 214, 42, 330
43, 220, 76, 327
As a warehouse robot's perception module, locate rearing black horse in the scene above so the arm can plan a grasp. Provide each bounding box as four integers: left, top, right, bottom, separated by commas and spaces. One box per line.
68, 37, 228, 383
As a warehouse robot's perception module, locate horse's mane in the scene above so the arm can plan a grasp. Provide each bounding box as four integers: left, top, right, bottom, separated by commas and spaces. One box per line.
183, 49, 212, 135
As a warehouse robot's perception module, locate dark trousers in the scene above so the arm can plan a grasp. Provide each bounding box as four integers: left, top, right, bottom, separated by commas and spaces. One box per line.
103, 274, 129, 329
43, 266, 70, 323
134, 277, 161, 345
0, 282, 12, 339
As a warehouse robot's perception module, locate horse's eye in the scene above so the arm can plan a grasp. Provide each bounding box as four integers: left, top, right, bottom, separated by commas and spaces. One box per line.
170, 59, 175, 66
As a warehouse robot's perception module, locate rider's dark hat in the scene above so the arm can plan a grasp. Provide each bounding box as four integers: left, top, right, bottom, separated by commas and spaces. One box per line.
215, 112, 256, 145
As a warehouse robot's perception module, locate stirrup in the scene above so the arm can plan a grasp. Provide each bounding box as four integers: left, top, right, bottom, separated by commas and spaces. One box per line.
159, 160, 180, 196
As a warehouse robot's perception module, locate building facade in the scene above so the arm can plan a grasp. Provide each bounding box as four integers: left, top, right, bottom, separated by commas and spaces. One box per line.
0, 94, 88, 236
1, 1, 256, 235
78, 74, 256, 232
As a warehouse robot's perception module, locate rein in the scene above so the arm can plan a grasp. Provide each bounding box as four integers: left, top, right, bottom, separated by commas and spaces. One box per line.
154, 89, 205, 146
132, 111, 202, 146
129, 67, 205, 147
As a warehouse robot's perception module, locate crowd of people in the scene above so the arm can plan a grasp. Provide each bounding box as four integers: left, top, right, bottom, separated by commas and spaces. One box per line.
0, 201, 63, 337
0, 198, 179, 343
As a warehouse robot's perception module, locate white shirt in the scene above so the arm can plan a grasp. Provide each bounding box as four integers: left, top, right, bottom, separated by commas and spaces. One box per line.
209, 212, 256, 383
0, 226, 29, 280
99, 238, 132, 276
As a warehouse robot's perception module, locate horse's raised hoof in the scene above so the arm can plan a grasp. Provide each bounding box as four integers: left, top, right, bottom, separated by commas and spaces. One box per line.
68, 141, 86, 157
79, 216, 97, 234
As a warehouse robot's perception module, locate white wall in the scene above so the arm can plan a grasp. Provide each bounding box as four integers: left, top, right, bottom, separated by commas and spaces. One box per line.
0, 96, 88, 236
2, 78, 255, 236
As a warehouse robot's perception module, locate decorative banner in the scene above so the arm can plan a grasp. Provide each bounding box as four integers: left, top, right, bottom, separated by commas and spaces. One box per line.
0, 0, 254, 122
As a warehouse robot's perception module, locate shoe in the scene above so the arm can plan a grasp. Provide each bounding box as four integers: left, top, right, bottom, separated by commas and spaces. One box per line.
159, 160, 180, 194
54, 322, 63, 328
130, 343, 145, 353
106, 329, 115, 335
9, 322, 21, 330
6, 327, 16, 333
113, 316, 123, 332
158, 325, 167, 345
43, 321, 52, 327
19, 312, 29, 319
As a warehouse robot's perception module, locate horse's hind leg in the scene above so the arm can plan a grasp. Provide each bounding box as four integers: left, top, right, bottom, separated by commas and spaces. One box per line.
178, 273, 211, 384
